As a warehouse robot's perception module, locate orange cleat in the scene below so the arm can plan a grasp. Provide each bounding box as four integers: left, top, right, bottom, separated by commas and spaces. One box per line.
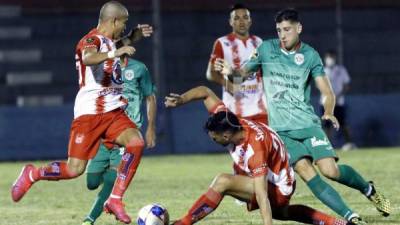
104, 198, 131, 224
11, 164, 36, 202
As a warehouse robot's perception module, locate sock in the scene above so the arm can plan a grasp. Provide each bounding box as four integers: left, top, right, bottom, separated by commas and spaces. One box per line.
86, 169, 117, 222
307, 175, 353, 220
284, 204, 348, 225
178, 188, 223, 225
109, 138, 144, 199
31, 161, 78, 181
336, 164, 370, 195
86, 173, 104, 190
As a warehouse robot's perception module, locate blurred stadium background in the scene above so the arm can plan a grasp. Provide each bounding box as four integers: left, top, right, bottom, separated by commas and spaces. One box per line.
0, 0, 399, 161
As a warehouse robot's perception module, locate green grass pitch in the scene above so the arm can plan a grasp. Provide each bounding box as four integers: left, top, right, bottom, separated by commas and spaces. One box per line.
0, 148, 399, 225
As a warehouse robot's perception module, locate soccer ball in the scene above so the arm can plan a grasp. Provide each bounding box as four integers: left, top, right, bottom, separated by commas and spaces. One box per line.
137, 203, 169, 225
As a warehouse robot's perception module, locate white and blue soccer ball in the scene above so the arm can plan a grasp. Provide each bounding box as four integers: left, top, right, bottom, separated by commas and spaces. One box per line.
137, 203, 169, 225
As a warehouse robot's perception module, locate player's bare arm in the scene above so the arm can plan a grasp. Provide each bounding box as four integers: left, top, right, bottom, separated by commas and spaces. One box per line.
254, 175, 273, 225
82, 46, 135, 66
315, 75, 340, 130
145, 94, 157, 148
115, 24, 153, 48
164, 86, 220, 111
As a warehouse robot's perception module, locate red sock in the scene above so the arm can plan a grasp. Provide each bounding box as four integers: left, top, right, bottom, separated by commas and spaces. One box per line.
179, 188, 223, 225
286, 205, 347, 225
110, 138, 144, 199
32, 161, 78, 181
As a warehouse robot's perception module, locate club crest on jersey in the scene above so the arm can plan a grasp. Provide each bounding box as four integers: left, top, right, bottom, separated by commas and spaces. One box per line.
124, 69, 135, 81
294, 53, 304, 65
75, 133, 85, 144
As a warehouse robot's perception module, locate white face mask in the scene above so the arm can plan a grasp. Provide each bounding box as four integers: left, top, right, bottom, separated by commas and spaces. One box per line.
325, 57, 336, 67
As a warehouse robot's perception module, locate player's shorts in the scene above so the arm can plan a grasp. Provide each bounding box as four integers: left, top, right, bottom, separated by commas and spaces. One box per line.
247, 181, 295, 211
68, 108, 136, 160
243, 113, 268, 125
278, 127, 337, 166
86, 143, 123, 173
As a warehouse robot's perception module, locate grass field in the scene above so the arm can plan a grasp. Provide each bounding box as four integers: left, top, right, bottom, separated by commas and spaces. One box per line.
0, 148, 399, 225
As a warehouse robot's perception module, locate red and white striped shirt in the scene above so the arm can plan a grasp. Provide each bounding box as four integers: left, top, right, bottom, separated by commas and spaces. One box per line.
74, 28, 126, 118
210, 33, 267, 118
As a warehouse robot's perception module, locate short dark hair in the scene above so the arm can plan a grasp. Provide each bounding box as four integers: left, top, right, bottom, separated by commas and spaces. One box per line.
230, 3, 249, 13
275, 8, 300, 23
325, 49, 337, 57
204, 111, 242, 134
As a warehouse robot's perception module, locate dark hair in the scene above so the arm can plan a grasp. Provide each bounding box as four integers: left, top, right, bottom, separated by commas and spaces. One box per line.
204, 111, 242, 133
275, 8, 300, 23
325, 49, 337, 57
230, 3, 249, 13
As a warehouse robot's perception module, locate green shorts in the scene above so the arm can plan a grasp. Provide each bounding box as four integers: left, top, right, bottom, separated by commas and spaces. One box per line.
86, 143, 123, 173
278, 127, 337, 166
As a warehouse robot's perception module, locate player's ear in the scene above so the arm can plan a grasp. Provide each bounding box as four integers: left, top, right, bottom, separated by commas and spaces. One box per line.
296, 23, 302, 34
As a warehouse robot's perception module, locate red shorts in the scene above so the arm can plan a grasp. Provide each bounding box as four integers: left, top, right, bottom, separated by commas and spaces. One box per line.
68, 108, 136, 160
247, 181, 295, 211
243, 113, 268, 125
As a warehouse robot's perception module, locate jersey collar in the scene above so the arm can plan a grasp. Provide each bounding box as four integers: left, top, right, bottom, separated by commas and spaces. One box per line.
280, 41, 302, 55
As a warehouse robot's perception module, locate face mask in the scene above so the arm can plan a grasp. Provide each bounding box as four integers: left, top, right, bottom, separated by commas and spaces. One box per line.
325, 57, 336, 67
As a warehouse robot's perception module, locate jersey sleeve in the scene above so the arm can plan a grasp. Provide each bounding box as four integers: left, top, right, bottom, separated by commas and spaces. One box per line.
310, 50, 325, 78
81, 36, 101, 51
243, 42, 264, 73
209, 40, 224, 64
248, 142, 268, 177
138, 63, 156, 97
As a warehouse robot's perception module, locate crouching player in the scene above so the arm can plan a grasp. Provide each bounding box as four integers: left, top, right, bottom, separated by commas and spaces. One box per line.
82, 55, 157, 225
165, 86, 354, 225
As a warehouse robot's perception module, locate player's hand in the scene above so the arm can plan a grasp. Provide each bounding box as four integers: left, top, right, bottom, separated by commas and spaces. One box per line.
214, 58, 232, 76
322, 114, 340, 130
115, 46, 136, 57
130, 24, 153, 42
164, 93, 183, 108
145, 127, 156, 149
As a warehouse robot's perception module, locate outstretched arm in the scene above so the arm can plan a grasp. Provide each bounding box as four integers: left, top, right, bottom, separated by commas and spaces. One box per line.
164, 86, 221, 112
315, 76, 339, 130
214, 58, 253, 81
115, 24, 153, 48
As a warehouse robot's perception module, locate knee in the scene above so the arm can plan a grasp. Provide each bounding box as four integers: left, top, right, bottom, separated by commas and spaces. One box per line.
210, 173, 233, 193
125, 138, 145, 154
319, 166, 340, 180
294, 159, 317, 181
86, 173, 103, 190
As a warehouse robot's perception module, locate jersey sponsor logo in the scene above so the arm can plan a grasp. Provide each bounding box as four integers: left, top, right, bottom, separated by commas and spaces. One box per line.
75, 133, 85, 144
98, 87, 123, 96
294, 53, 304, 65
124, 69, 135, 80
310, 136, 329, 147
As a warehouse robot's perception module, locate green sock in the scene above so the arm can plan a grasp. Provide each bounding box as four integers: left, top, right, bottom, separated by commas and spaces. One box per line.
87, 169, 117, 223
336, 164, 370, 194
307, 174, 353, 220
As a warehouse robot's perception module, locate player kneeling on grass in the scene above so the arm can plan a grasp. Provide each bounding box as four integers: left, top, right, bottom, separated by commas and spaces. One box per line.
165, 86, 353, 225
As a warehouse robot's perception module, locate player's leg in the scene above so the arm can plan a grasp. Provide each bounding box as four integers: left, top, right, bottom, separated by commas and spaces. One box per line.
279, 133, 360, 222
173, 173, 254, 225
11, 157, 86, 202
102, 111, 144, 224
83, 144, 118, 225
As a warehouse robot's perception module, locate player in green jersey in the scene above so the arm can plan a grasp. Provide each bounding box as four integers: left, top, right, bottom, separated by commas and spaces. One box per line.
82, 56, 157, 225
214, 8, 390, 225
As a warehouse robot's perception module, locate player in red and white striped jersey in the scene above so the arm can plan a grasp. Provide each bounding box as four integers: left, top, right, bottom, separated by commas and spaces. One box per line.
207, 4, 267, 123
11, 2, 153, 224
165, 86, 349, 225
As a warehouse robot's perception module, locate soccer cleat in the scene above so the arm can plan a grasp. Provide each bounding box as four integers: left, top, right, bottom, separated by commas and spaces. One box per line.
11, 164, 36, 202
81, 221, 93, 225
367, 181, 391, 217
104, 198, 131, 224
347, 216, 367, 225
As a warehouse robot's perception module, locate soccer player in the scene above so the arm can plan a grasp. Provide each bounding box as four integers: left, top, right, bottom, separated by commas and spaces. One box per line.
320, 50, 355, 150
11, 1, 152, 223
82, 55, 157, 225
207, 4, 267, 124
165, 86, 350, 225
214, 8, 390, 225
